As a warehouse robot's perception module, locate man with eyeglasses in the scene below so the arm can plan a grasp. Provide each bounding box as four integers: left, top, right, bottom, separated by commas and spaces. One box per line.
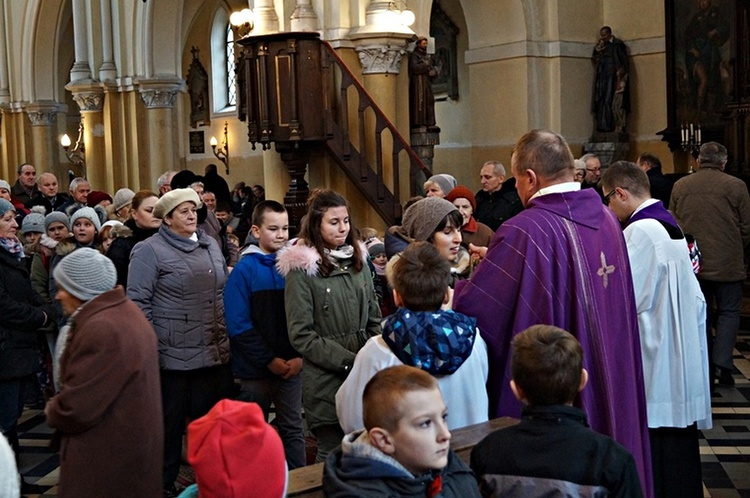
670, 142, 750, 388
454, 130, 653, 496
602, 161, 710, 498
580, 153, 605, 201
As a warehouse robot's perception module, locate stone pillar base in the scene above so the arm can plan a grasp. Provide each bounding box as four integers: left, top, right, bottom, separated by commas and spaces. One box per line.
410, 127, 440, 196
584, 133, 629, 167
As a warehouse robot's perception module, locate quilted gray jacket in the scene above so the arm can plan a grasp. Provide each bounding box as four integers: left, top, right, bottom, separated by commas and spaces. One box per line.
128, 225, 230, 370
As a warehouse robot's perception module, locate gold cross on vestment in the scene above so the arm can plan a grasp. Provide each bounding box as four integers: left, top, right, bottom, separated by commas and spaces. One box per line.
596, 251, 615, 288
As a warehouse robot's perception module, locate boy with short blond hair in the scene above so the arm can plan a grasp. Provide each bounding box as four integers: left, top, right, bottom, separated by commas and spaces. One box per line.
323, 365, 481, 497
471, 325, 643, 498
224, 200, 305, 469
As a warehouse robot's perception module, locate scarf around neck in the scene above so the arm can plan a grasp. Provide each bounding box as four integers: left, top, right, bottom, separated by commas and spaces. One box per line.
0, 236, 24, 260
325, 244, 354, 266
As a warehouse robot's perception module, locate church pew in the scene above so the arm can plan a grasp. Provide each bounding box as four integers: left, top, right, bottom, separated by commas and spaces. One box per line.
287, 417, 519, 497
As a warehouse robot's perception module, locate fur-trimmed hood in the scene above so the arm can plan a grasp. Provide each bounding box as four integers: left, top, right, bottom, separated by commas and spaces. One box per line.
54, 237, 76, 257
275, 241, 369, 278
109, 223, 133, 240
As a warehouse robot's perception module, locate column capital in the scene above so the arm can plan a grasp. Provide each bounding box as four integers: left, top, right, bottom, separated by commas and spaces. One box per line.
137, 78, 185, 109
25, 102, 63, 126
354, 43, 408, 75
66, 81, 105, 112
348, 1, 415, 75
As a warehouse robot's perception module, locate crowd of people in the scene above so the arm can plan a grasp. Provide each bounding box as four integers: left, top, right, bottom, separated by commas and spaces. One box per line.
0, 131, 746, 498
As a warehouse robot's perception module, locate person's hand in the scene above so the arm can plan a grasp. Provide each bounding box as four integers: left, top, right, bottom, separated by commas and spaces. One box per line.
468, 243, 488, 260
283, 358, 303, 379
267, 357, 290, 377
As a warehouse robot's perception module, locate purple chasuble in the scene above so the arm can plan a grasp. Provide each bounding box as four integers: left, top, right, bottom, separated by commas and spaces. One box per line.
454, 188, 653, 497
624, 200, 678, 230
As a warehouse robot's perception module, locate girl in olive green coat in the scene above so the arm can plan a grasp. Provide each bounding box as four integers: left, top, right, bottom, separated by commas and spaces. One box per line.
276, 190, 381, 463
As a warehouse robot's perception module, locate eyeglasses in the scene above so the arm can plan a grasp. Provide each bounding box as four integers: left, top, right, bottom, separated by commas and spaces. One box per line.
586, 167, 601, 173
603, 187, 627, 205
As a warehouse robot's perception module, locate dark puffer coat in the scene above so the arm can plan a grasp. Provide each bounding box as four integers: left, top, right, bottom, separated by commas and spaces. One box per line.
0, 247, 49, 380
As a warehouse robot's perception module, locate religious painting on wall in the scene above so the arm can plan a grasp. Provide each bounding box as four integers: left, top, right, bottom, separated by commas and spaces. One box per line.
667, 0, 735, 127
430, 1, 459, 101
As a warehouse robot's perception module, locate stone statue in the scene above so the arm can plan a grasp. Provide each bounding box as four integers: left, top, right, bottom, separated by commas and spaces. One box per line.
409, 37, 439, 131
592, 26, 630, 133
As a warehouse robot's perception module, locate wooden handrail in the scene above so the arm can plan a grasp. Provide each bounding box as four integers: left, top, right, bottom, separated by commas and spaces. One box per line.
320, 41, 430, 176
319, 41, 430, 224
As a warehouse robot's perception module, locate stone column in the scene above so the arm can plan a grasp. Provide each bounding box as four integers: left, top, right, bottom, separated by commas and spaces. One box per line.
349, 1, 415, 195
66, 84, 105, 186
25, 103, 60, 175
0, 3, 10, 105
98, 0, 117, 81
252, 0, 280, 35
290, 0, 319, 32
138, 79, 183, 192
70, 0, 92, 82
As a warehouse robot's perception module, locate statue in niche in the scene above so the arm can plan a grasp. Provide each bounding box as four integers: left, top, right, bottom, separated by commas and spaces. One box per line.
592, 26, 630, 133
186, 46, 210, 128
409, 37, 439, 132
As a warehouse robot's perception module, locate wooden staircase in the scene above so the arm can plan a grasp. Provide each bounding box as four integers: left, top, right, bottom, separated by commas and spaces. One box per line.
236, 32, 430, 230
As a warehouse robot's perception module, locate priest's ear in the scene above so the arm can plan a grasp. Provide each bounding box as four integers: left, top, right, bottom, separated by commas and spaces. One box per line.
509, 379, 528, 404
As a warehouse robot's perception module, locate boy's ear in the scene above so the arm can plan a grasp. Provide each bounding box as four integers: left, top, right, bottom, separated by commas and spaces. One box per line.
368, 427, 396, 456
393, 289, 404, 308
250, 224, 261, 239
443, 289, 451, 305
578, 368, 589, 393
509, 379, 526, 404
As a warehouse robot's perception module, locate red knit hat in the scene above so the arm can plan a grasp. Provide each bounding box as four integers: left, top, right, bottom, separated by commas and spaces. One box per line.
445, 186, 476, 212
187, 400, 287, 498
86, 191, 113, 207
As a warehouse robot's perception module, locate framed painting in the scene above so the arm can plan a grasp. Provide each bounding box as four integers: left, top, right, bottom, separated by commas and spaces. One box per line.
430, 1, 459, 101
665, 0, 735, 131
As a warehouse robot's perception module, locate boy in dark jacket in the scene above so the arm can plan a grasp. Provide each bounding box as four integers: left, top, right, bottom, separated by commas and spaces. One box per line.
470, 325, 643, 498
323, 365, 481, 498
224, 200, 305, 469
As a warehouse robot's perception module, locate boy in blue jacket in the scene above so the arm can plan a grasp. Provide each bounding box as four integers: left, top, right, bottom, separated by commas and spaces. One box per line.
224, 200, 305, 469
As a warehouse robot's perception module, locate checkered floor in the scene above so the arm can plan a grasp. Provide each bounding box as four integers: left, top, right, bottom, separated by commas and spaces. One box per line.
14, 332, 750, 497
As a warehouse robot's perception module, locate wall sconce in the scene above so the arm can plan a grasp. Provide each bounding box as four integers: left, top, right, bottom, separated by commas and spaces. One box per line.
387, 1, 416, 26
230, 8, 255, 38
211, 121, 229, 174
61, 120, 86, 178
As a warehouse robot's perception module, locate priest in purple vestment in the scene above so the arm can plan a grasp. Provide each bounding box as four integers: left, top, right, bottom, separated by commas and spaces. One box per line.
453, 130, 653, 497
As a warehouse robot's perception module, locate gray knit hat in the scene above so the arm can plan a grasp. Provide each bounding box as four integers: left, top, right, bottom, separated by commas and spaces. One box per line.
45, 211, 70, 231
153, 188, 202, 219
69, 206, 102, 233
21, 213, 45, 234
425, 174, 457, 196
113, 188, 136, 212
0, 198, 14, 216
0, 180, 11, 193
401, 197, 459, 242
53, 248, 117, 301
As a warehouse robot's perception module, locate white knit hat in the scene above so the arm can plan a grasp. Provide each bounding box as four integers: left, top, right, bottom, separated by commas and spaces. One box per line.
113, 188, 136, 212
153, 188, 202, 219
69, 206, 102, 233
53, 248, 117, 301
0, 433, 20, 498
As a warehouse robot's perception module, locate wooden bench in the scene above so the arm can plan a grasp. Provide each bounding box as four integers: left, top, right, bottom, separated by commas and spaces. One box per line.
287, 417, 518, 497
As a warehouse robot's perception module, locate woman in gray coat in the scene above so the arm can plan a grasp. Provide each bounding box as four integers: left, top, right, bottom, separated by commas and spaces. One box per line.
127, 188, 232, 497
